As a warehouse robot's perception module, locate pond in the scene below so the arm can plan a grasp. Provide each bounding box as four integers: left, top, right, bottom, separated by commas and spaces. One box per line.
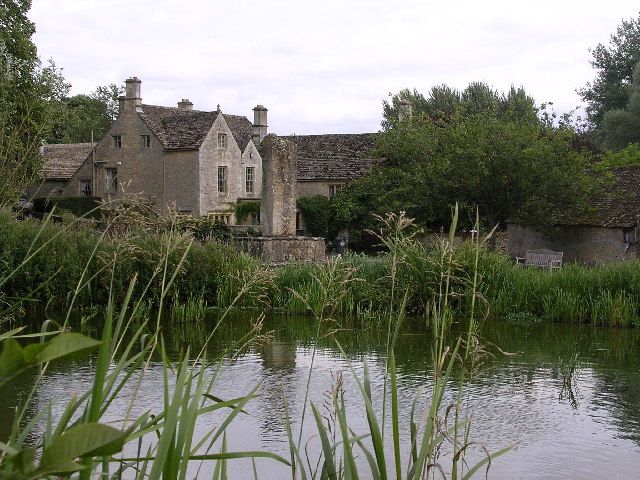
1, 315, 639, 479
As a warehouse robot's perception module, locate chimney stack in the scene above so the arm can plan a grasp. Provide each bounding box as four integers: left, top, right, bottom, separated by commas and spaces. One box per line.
123, 76, 142, 112
252, 105, 268, 146
398, 99, 412, 122
178, 98, 193, 111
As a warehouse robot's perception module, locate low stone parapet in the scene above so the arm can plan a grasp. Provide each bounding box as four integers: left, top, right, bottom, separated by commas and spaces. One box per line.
233, 236, 325, 264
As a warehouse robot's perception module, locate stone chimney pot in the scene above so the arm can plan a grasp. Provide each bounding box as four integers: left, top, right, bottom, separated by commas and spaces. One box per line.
178, 98, 193, 110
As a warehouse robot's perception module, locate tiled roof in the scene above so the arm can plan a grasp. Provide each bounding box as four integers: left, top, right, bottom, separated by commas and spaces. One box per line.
41, 143, 92, 180
560, 165, 640, 228
139, 105, 252, 150
223, 114, 253, 151
283, 133, 378, 181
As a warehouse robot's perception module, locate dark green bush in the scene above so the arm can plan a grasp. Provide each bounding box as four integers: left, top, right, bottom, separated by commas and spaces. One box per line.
297, 195, 330, 237
33, 196, 102, 219
234, 201, 261, 223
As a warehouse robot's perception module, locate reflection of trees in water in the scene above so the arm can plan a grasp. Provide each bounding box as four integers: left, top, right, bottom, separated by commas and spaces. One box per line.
483, 319, 640, 447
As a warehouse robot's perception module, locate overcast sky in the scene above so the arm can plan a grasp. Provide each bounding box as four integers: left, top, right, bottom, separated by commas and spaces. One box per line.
29, 1, 639, 135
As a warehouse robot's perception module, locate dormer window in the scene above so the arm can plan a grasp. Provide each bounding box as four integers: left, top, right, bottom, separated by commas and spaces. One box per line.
141, 135, 150, 148
218, 133, 227, 149
112, 135, 122, 148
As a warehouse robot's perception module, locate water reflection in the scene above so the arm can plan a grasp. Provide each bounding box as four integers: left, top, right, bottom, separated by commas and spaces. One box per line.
1, 315, 640, 479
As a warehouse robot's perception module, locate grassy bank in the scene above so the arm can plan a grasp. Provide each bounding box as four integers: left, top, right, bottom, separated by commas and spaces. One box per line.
2, 209, 640, 326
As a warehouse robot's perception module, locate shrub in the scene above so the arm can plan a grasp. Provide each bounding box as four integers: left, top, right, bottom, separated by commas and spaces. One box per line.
32, 196, 102, 219
297, 195, 330, 237
234, 201, 261, 223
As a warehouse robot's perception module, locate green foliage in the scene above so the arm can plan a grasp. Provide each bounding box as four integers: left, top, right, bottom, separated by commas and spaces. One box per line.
579, 12, 640, 132
234, 200, 260, 223
0, 1, 49, 204
33, 196, 101, 219
297, 195, 330, 237
178, 216, 232, 242
382, 82, 538, 128
599, 143, 640, 167
336, 110, 596, 247
601, 62, 640, 150
0, 209, 260, 310
46, 84, 123, 144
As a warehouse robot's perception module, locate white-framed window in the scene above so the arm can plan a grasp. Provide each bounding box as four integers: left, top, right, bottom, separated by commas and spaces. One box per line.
80, 179, 92, 197
106, 168, 118, 192
217, 166, 228, 193
112, 135, 122, 148
141, 135, 150, 148
245, 166, 255, 194
328, 184, 343, 198
217, 133, 227, 149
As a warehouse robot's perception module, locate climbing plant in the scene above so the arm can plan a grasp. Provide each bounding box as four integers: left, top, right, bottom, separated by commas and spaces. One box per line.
234, 201, 260, 223
297, 195, 330, 238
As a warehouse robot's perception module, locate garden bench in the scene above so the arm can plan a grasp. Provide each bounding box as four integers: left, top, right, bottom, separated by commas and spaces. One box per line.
516, 249, 563, 271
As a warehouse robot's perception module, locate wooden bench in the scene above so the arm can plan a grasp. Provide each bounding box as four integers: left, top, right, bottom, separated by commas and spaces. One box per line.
516, 249, 563, 271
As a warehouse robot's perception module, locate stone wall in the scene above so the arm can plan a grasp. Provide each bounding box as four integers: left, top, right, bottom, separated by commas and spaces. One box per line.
233, 236, 325, 264
507, 224, 638, 265
164, 150, 199, 213
62, 159, 92, 197
296, 180, 345, 199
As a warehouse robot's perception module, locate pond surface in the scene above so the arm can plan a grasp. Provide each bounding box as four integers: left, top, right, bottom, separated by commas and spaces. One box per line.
2, 315, 640, 479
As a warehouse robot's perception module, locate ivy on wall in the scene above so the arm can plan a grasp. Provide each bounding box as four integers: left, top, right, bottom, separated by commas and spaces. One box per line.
297, 195, 330, 238
234, 201, 261, 222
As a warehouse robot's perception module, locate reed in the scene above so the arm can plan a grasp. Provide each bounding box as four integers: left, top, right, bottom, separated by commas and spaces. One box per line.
5, 206, 640, 328
283, 210, 511, 480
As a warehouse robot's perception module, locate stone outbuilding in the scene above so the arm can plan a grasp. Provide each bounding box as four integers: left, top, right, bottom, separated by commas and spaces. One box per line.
285, 133, 377, 199
507, 165, 640, 264
26, 143, 93, 198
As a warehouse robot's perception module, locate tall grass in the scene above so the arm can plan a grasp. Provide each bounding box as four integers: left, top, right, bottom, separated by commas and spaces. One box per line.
4, 206, 640, 328
283, 210, 511, 479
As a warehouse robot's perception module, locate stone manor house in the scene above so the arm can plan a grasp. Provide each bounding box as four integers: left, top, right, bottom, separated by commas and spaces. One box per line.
31, 77, 376, 229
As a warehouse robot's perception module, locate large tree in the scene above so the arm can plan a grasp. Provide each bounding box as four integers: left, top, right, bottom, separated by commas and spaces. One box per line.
47, 84, 123, 143
0, 0, 49, 203
334, 92, 597, 250
382, 82, 538, 129
600, 62, 640, 150
579, 12, 640, 136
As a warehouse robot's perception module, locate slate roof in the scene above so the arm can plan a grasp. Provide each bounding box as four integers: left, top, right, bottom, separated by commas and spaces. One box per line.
139, 105, 252, 151
283, 133, 378, 181
41, 143, 92, 180
558, 165, 640, 228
